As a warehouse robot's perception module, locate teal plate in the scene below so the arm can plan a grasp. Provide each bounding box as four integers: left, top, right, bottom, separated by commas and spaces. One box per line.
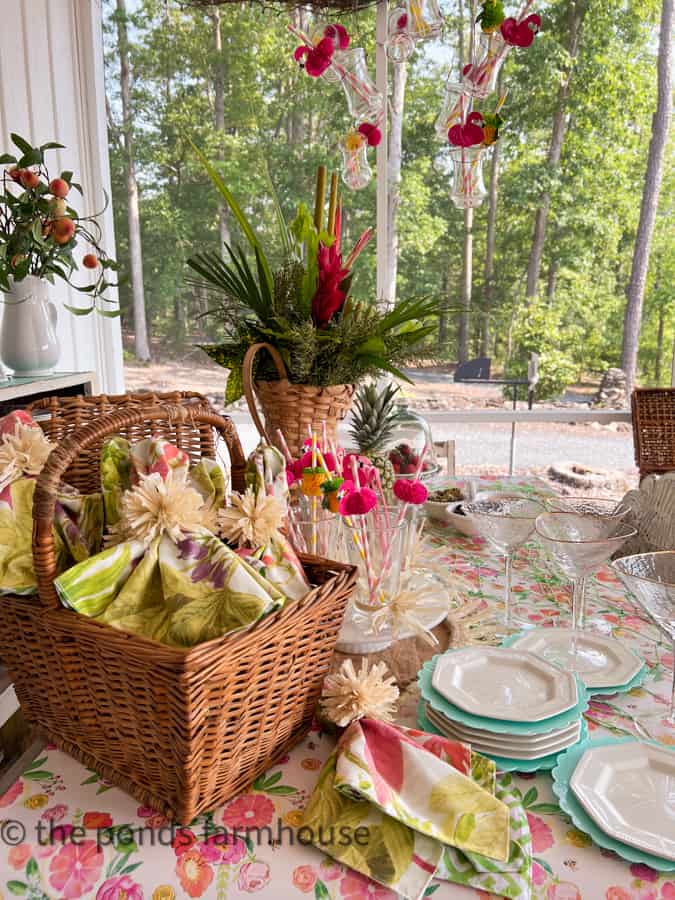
419, 653, 589, 735
552, 737, 675, 871
417, 700, 588, 772
501, 633, 648, 696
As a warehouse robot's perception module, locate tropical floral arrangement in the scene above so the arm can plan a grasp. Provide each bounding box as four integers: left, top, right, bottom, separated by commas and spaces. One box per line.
187, 152, 438, 404
0, 133, 119, 313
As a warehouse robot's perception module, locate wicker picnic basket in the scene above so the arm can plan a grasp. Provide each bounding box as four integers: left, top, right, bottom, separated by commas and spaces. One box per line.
631, 387, 675, 479
243, 342, 355, 456
0, 397, 356, 822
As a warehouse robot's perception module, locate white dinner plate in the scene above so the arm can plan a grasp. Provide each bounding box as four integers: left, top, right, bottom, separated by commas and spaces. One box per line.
571, 742, 675, 861
425, 706, 580, 760
510, 629, 643, 689
431, 647, 578, 722
425, 703, 581, 746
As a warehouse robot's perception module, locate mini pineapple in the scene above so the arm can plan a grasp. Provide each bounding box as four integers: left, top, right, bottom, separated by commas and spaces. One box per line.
349, 382, 402, 492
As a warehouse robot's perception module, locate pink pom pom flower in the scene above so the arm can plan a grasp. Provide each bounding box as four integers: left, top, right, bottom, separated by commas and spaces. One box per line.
393, 479, 428, 505
339, 487, 378, 516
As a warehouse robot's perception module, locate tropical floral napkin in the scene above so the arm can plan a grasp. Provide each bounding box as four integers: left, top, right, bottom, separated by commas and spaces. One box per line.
54, 436, 285, 647
302, 718, 530, 900
0, 410, 103, 596
218, 444, 310, 601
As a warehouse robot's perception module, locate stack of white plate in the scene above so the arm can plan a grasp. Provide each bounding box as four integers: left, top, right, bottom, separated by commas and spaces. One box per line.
425, 647, 584, 762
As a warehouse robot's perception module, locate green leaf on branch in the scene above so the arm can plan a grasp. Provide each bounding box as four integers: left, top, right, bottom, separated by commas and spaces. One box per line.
11, 134, 33, 155
64, 304, 95, 315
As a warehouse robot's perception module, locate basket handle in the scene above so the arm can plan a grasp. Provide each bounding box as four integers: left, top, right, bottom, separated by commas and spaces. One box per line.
32, 404, 246, 611
242, 342, 288, 445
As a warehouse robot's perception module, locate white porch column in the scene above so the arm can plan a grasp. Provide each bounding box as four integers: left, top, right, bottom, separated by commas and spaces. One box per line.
0, 0, 124, 392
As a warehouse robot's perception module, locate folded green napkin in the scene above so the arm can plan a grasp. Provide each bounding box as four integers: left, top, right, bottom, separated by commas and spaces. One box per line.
302, 718, 531, 900
54, 530, 284, 646
54, 435, 285, 647
0, 411, 103, 596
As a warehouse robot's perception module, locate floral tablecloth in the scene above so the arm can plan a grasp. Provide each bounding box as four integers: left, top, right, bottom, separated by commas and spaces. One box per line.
1, 476, 673, 900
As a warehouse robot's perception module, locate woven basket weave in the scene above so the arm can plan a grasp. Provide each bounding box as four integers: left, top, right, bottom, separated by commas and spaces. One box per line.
0, 396, 356, 822
631, 388, 675, 479
243, 342, 355, 456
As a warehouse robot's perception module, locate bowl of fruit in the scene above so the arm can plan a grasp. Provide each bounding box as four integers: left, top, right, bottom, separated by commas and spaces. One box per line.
388, 442, 439, 479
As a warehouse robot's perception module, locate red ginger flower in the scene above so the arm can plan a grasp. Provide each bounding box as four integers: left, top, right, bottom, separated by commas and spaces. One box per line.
294, 36, 335, 77
311, 242, 350, 326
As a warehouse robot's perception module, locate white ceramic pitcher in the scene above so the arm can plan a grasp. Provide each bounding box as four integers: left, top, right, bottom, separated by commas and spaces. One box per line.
0, 275, 59, 377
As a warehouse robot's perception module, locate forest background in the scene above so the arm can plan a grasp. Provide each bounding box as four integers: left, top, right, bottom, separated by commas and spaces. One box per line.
103, 0, 674, 401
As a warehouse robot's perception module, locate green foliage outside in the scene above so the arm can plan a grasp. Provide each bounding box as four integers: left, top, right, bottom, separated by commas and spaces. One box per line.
103, 0, 674, 398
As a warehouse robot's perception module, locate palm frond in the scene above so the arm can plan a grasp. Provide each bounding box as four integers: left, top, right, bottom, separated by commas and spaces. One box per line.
188, 137, 273, 296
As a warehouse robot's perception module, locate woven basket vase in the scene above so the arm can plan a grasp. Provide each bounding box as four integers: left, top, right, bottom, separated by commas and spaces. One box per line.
0, 396, 356, 822
631, 387, 675, 480
243, 342, 355, 456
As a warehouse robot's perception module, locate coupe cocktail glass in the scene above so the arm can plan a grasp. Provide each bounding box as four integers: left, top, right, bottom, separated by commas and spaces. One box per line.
464, 497, 543, 636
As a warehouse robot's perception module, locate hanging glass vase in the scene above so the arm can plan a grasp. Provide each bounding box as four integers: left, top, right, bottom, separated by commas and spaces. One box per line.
434, 80, 468, 142
340, 132, 373, 190
333, 48, 384, 122
462, 30, 510, 99
385, 7, 416, 62
387, 0, 444, 59
449, 146, 487, 209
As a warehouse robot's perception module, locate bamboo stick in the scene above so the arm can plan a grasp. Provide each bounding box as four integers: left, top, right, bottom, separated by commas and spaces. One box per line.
314, 165, 327, 232
327, 172, 338, 235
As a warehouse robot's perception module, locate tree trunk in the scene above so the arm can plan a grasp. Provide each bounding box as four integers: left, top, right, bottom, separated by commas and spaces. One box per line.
383, 60, 407, 305
458, 208, 473, 363
524, 0, 587, 299
546, 257, 558, 302
116, 0, 150, 362
456, 0, 477, 363
621, 0, 673, 394
655, 299, 664, 383
212, 9, 231, 256
481, 137, 500, 357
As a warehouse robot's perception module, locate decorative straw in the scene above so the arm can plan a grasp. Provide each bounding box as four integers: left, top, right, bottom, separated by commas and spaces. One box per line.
371, 446, 429, 596
349, 455, 377, 600
327, 172, 338, 236
275, 428, 294, 465
311, 431, 319, 555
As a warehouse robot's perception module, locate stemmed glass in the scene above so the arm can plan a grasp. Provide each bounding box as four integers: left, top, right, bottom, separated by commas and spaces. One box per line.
535, 512, 636, 634
463, 497, 544, 637
611, 552, 675, 736
545, 496, 629, 519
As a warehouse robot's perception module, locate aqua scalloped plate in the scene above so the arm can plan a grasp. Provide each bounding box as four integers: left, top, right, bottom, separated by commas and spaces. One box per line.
417, 700, 588, 772
552, 737, 675, 871
501, 633, 648, 696
419, 653, 589, 735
